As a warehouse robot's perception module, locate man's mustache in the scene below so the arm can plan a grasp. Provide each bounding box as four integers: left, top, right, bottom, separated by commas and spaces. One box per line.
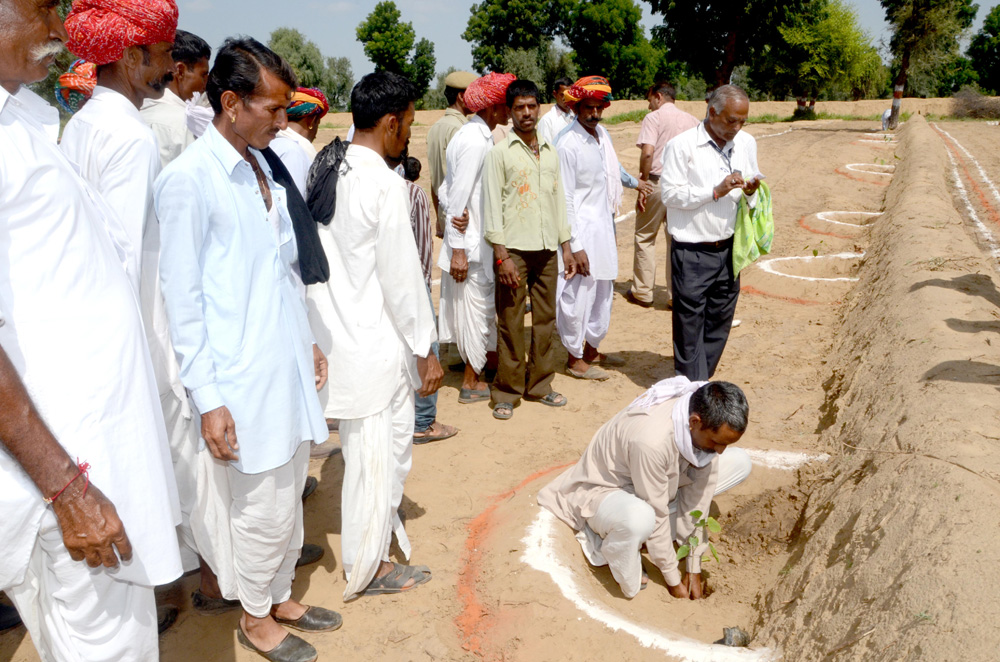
31, 40, 65, 63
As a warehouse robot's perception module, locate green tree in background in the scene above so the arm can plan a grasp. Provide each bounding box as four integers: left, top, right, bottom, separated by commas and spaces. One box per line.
752, 0, 886, 111
645, 0, 806, 89
880, 0, 977, 128
356, 1, 436, 99
268, 28, 354, 111
499, 42, 577, 94
420, 67, 458, 110
567, 0, 662, 99
967, 5, 1000, 92
463, 0, 574, 73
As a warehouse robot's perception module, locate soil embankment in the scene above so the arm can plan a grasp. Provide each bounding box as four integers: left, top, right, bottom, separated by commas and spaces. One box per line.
754, 115, 1000, 660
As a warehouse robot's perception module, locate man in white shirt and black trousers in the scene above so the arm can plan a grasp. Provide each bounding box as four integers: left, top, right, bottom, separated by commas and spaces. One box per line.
661, 85, 763, 381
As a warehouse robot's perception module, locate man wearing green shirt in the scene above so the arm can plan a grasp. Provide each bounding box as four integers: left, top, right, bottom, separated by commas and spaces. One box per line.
483, 79, 577, 420
427, 70, 476, 237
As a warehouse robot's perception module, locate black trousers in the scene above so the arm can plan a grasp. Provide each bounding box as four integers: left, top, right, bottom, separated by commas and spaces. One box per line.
670, 238, 740, 380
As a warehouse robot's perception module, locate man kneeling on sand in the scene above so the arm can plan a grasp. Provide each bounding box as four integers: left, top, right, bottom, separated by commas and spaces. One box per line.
538, 378, 752, 599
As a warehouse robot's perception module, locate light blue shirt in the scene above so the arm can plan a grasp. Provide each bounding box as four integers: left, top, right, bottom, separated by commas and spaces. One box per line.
155, 124, 328, 474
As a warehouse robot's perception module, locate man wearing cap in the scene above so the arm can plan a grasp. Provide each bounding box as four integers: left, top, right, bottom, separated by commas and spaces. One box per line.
272, 86, 329, 196
437, 72, 513, 405
0, 0, 182, 658
140, 29, 211, 168
626, 81, 699, 309
427, 70, 476, 237
555, 76, 628, 381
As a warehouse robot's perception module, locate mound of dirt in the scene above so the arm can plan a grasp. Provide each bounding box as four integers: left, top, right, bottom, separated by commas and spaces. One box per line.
753, 115, 1000, 660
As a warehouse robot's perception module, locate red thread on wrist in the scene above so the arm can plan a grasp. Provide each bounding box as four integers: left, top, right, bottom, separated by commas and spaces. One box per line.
496, 257, 505, 266
44, 459, 90, 504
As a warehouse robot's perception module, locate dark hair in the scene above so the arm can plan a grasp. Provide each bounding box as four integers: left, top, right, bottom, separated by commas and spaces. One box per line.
648, 81, 676, 100
403, 156, 421, 182
505, 79, 540, 108
444, 85, 461, 106
552, 77, 573, 93
689, 382, 749, 433
206, 36, 297, 114
172, 30, 211, 65
351, 71, 416, 131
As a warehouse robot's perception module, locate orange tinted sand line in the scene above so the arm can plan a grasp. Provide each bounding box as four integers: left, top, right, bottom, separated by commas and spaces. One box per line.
798, 215, 855, 240
932, 125, 1000, 228
740, 284, 830, 306
834, 166, 890, 186
455, 462, 573, 657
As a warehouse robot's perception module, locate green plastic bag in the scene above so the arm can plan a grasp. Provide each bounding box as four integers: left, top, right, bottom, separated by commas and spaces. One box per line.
732, 181, 773, 277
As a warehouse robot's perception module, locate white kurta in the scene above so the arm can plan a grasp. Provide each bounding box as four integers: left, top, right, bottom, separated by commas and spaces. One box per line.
537, 105, 574, 146
436, 115, 497, 372
0, 84, 182, 590
60, 85, 159, 293
555, 121, 624, 355
307, 143, 437, 420
139, 88, 196, 169
272, 127, 317, 198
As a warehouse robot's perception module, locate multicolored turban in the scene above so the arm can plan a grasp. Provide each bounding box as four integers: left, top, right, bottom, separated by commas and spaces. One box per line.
563, 75, 614, 109
464, 72, 517, 113
287, 87, 330, 122
65, 0, 179, 66
55, 59, 97, 114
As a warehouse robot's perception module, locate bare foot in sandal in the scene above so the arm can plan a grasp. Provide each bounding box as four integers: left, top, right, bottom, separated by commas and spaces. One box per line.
363, 561, 432, 596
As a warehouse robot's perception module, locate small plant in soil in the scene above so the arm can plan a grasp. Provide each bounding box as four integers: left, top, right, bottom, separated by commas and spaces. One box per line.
676, 510, 722, 563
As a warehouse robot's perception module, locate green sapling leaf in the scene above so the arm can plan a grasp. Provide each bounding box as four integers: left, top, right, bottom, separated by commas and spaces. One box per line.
690, 510, 703, 520
709, 542, 719, 562
676, 545, 690, 560
707, 517, 721, 533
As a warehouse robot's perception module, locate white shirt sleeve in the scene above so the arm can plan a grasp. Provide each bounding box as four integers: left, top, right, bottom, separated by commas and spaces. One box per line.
156, 169, 224, 414
660, 137, 715, 211
557, 139, 583, 253
443, 133, 488, 251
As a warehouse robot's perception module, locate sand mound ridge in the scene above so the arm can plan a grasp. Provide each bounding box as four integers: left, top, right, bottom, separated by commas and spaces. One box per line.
754, 115, 1000, 660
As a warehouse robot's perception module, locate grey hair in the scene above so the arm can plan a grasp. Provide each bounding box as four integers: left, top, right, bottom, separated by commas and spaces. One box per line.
690, 381, 749, 433
707, 84, 748, 115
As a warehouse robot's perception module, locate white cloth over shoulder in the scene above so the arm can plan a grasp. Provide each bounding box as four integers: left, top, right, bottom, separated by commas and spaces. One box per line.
538, 105, 574, 146
630, 376, 713, 468
272, 127, 317, 197
185, 91, 214, 138
0, 84, 182, 589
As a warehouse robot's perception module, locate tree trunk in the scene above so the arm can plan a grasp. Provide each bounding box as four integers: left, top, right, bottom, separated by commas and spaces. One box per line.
717, 29, 739, 88
888, 48, 910, 130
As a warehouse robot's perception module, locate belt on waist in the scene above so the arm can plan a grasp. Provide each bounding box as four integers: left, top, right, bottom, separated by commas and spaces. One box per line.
672, 236, 734, 251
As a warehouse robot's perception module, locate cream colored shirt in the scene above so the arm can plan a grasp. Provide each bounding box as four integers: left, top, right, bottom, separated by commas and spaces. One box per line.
537, 398, 719, 585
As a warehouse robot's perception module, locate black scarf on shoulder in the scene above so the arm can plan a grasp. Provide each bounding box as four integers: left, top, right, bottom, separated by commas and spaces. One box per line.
305, 137, 351, 227
259, 146, 330, 285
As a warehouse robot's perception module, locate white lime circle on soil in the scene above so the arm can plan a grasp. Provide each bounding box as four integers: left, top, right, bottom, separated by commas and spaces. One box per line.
758, 252, 866, 282
845, 163, 895, 175
813, 211, 883, 228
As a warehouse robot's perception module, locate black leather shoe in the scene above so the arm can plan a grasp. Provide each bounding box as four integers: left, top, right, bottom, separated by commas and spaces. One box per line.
273, 605, 343, 633
237, 626, 318, 662
301, 476, 318, 502
623, 289, 654, 308
0, 604, 22, 632
295, 543, 324, 568
157, 604, 179, 635
191, 589, 241, 615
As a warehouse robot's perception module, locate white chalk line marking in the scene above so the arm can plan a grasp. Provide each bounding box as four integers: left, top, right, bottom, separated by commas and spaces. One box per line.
745, 448, 830, 470
758, 252, 865, 282
933, 124, 1000, 208
756, 127, 794, 140
864, 132, 896, 139
814, 211, 882, 228
933, 127, 1000, 267
859, 138, 898, 144
845, 163, 895, 175
615, 210, 636, 225
521, 509, 774, 662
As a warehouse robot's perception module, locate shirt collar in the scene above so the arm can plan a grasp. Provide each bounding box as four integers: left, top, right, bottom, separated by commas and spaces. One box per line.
468, 113, 493, 138
0, 84, 60, 141
203, 123, 267, 176
697, 121, 734, 153
89, 85, 144, 121
507, 128, 553, 152
445, 107, 467, 120
141, 87, 186, 111
346, 142, 391, 169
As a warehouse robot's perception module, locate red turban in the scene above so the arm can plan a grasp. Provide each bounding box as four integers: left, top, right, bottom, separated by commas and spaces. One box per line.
464, 72, 516, 113
55, 59, 97, 114
564, 75, 614, 109
65, 0, 179, 66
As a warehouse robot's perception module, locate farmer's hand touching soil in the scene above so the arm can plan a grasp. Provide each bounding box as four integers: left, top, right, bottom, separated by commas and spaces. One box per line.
685, 572, 704, 600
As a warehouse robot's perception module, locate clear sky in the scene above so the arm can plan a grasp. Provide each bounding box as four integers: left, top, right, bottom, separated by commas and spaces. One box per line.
175, 0, 1000, 82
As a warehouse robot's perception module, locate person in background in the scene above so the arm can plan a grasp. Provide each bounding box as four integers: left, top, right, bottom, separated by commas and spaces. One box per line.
427, 70, 477, 237
272, 86, 329, 196
537, 76, 574, 145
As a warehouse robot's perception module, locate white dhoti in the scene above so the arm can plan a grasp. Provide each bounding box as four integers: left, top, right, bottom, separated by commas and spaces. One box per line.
6, 510, 158, 662
189, 441, 309, 617
579, 447, 752, 598
161, 390, 200, 572
557, 275, 614, 358
340, 375, 415, 600
437, 273, 457, 346
452, 267, 496, 373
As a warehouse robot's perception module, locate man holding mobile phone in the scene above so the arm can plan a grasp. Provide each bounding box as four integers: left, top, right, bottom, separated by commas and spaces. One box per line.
660, 85, 763, 380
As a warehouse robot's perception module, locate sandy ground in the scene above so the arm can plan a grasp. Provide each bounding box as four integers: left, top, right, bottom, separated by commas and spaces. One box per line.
4, 99, 1000, 662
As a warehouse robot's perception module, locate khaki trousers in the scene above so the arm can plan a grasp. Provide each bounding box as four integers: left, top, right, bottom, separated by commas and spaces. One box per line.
492, 249, 559, 406
631, 188, 670, 304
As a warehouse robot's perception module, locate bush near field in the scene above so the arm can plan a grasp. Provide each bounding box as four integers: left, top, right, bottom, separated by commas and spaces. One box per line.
952, 87, 1000, 118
